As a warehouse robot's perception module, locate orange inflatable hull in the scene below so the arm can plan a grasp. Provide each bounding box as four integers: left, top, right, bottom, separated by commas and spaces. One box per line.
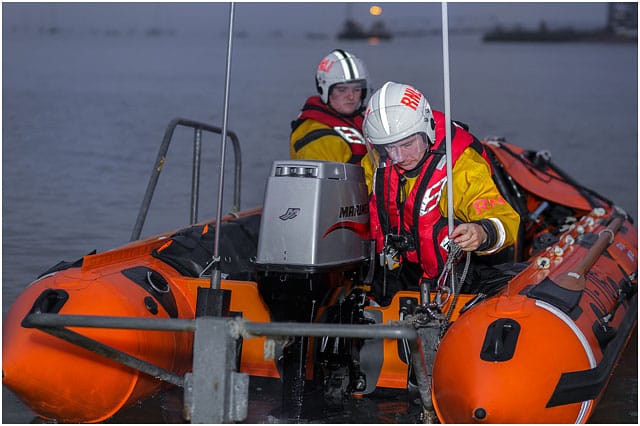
2, 211, 426, 423
2, 211, 279, 423
432, 208, 638, 423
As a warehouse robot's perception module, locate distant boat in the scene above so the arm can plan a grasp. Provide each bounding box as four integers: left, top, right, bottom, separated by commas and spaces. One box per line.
483, 3, 637, 43
337, 19, 392, 41
337, 19, 368, 40
483, 24, 636, 43
368, 21, 392, 40
336, 3, 392, 41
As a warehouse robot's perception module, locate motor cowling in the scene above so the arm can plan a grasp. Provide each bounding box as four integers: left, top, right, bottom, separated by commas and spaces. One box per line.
255, 160, 370, 273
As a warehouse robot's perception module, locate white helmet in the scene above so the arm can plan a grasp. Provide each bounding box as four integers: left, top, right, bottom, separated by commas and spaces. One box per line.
315, 49, 369, 105
363, 81, 436, 148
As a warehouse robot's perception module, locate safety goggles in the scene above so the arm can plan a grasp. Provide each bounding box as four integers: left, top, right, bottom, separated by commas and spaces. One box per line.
331, 81, 365, 96
383, 134, 427, 164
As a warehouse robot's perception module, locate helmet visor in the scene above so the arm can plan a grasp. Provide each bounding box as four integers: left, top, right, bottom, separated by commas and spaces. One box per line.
383, 133, 428, 167
329, 80, 367, 102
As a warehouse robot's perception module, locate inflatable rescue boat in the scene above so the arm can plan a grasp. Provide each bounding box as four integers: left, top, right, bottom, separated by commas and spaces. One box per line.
2, 124, 637, 423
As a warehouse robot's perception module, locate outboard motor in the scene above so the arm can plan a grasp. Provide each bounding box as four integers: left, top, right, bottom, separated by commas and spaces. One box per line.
255, 160, 371, 417
256, 160, 370, 273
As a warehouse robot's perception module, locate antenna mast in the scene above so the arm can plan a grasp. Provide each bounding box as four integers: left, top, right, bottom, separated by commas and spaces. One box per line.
210, 2, 236, 290
441, 2, 454, 238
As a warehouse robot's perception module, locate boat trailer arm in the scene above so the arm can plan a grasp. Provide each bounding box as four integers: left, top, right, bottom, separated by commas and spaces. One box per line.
21, 312, 441, 423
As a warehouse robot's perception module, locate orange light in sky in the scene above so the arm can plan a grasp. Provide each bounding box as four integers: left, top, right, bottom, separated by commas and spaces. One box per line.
370, 5, 382, 16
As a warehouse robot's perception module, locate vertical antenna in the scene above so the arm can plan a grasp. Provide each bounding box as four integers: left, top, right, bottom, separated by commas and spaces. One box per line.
441, 1, 454, 238
441, 2, 458, 301
210, 2, 235, 290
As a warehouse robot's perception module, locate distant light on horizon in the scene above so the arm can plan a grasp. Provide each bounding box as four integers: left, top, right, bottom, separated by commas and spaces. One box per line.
370, 5, 382, 16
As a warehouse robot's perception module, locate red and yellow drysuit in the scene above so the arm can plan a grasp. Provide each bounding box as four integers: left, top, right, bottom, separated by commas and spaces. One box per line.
369, 111, 521, 281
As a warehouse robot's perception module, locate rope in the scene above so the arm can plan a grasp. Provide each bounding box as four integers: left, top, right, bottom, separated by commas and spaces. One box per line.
263, 337, 290, 361
434, 241, 471, 328
229, 318, 292, 361
228, 317, 254, 340
435, 241, 463, 292
599, 228, 615, 244
444, 254, 470, 324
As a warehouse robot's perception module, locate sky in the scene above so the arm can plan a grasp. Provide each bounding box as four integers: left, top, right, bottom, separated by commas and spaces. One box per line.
2, 2, 614, 37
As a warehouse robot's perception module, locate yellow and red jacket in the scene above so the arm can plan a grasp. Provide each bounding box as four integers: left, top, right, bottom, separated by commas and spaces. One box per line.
290, 96, 373, 190
369, 112, 520, 280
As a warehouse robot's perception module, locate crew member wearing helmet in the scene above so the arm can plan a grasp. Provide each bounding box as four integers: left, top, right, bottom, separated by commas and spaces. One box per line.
364, 81, 520, 302
290, 49, 374, 190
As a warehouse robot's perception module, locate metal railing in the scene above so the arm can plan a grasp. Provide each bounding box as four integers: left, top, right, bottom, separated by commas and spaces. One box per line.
22, 311, 438, 424
130, 118, 242, 241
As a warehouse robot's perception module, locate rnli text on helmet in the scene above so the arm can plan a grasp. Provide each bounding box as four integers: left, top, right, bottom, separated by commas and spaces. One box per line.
401, 86, 422, 111
318, 58, 334, 73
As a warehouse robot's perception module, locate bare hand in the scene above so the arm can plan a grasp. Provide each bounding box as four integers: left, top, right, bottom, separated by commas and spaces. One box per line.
451, 223, 487, 252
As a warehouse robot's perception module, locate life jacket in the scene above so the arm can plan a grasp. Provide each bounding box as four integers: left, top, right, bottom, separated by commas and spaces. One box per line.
373, 111, 490, 279
291, 96, 367, 164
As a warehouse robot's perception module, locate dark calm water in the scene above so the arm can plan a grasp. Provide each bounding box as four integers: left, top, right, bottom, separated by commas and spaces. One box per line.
3, 20, 637, 424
